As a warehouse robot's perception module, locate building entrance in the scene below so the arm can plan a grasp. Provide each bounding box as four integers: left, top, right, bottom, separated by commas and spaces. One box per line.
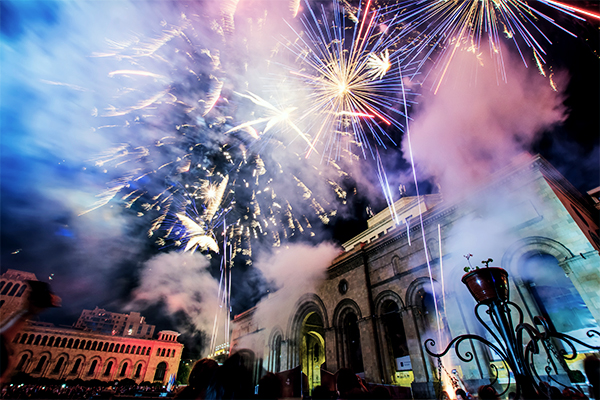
300, 312, 325, 394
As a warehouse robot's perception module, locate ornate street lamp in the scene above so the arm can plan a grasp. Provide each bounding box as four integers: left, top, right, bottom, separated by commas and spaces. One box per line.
424, 257, 600, 399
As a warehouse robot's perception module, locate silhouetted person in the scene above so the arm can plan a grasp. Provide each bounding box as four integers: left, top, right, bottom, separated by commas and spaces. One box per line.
0, 280, 60, 385
584, 355, 600, 400
456, 388, 472, 400
312, 385, 334, 400
369, 385, 391, 400
175, 358, 219, 399
335, 368, 368, 399
258, 372, 281, 399
205, 351, 254, 400
478, 385, 500, 400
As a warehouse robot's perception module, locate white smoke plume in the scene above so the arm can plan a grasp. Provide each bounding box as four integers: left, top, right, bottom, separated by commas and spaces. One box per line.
404, 47, 567, 199
130, 252, 220, 345
235, 242, 340, 351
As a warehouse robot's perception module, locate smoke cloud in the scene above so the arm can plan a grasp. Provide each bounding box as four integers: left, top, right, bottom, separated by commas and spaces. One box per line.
235, 242, 340, 351
404, 47, 567, 199
129, 252, 220, 349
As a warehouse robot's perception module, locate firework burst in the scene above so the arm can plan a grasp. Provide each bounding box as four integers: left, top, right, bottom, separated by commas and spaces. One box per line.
388, 0, 600, 92
276, 0, 413, 162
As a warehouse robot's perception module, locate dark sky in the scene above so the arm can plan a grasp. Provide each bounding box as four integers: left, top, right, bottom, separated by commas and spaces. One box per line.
1, 0, 598, 356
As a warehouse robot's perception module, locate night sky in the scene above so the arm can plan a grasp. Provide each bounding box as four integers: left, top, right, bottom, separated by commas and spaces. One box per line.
1, 0, 598, 357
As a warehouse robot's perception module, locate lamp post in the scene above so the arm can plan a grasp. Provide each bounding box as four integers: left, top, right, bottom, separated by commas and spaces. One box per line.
424, 259, 600, 399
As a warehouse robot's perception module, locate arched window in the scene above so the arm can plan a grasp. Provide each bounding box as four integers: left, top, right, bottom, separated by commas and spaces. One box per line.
13, 333, 21, 344
272, 334, 282, 372
166, 349, 171, 357
1, 282, 13, 295
103, 343, 109, 351
114, 344, 120, 353
34, 335, 42, 346
343, 312, 364, 373
67, 338, 73, 348
161, 348, 166, 357
104, 361, 113, 376
41, 336, 48, 346
126, 345, 131, 353
156, 348, 161, 356
54, 337, 61, 347
0, 281, 5, 291
85, 341, 91, 350
520, 253, 600, 343
33, 355, 47, 372
79, 340, 86, 349
120, 345, 125, 353
20, 334, 27, 344
136, 347, 141, 355
146, 348, 150, 356
120, 362, 128, 377
16, 284, 27, 297
71, 359, 82, 374
27, 335, 35, 345
8, 284, 20, 296
153, 362, 167, 382
91, 341, 97, 351
48, 337, 55, 347
135, 363, 143, 378
108, 343, 115, 352
60, 338, 67, 347
73, 339, 80, 349
16, 354, 29, 371
87, 360, 98, 376
52, 357, 65, 374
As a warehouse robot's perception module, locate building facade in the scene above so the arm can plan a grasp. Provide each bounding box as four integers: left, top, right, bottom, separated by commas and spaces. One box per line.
74, 307, 156, 339
231, 155, 600, 398
0, 270, 183, 385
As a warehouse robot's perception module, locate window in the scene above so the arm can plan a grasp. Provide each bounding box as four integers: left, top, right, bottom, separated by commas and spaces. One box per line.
120, 363, 128, 377
16, 284, 27, 297
381, 300, 409, 360
104, 361, 113, 376
34, 356, 47, 372
67, 338, 73, 348
8, 284, 20, 296
20, 334, 28, 344
135, 363, 143, 378
71, 359, 82, 374
52, 357, 65, 374
1, 282, 13, 295
16, 354, 28, 371
41, 336, 48, 346
88, 360, 98, 376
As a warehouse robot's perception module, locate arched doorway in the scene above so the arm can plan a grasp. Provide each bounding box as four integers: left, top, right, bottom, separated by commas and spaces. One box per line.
154, 361, 167, 382
380, 300, 410, 385
342, 312, 364, 374
300, 312, 326, 393
518, 253, 600, 378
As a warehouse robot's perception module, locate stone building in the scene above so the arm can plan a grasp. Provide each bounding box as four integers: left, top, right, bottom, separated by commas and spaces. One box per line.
74, 307, 155, 339
230, 155, 600, 398
0, 270, 183, 385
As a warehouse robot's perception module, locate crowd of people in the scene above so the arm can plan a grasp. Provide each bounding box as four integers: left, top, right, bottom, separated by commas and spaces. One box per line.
172, 352, 600, 400
0, 383, 160, 399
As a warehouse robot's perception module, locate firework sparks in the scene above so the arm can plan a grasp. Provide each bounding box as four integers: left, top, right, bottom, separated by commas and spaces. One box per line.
390, 0, 593, 92
280, 0, 411, 161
